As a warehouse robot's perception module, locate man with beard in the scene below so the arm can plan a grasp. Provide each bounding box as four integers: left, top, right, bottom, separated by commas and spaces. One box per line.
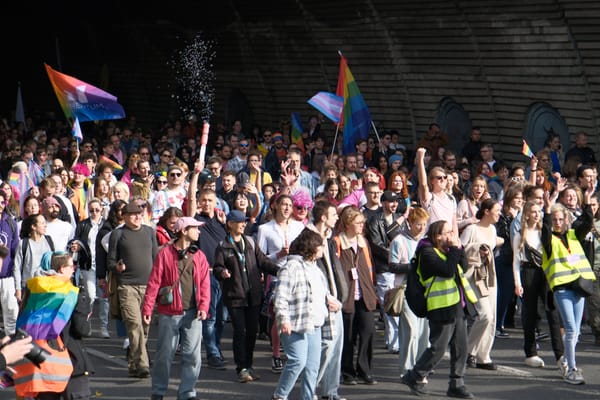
43, 196, 74, 252
264, 133, 287, 181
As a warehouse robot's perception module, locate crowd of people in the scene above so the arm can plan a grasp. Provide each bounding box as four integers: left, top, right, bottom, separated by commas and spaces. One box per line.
0, 113, 599, 400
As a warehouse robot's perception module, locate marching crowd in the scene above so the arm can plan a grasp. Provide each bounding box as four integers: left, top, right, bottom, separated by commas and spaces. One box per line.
0, 114, 599, 400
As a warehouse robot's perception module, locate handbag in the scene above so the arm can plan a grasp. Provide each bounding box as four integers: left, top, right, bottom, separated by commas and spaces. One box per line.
158, 254, 193, 305
107, 271, 122, 320
384, 284, 406, 316
573, 276, 594, 297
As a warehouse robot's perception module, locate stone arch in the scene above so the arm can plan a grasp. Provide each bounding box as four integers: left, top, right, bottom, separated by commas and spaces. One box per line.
435, 96, 472, 155
524, 102, 569, 154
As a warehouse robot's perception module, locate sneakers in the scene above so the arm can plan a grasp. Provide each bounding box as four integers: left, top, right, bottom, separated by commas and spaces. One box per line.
248, 368, 261, 380
447, 386, 474, 399
466, 354, 476, 368
342, 374, 357, 385
475, 362, 497, 371
207, 356, 226, 370
271, 356, 283, 373
136, 367, 150, 379
401, 373, 428, 396
535, 329, 550, 341
557, 356, 568, 377
495, 328, 510, 338
122, 337, 130, 349
238, 368, 253, 383
525, 356, 545, 368
99, 327, 110, 338
563, 368, 585, 385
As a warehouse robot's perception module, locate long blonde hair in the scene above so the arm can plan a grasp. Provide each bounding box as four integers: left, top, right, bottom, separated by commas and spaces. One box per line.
519, 200, 542, 252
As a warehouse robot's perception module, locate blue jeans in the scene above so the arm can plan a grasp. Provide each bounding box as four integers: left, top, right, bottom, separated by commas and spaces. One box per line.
152, 309, 203, 400
274, 329, 322, 400
317, 311, 343, 398
203, 272, 225, 358
553, 288, 585, 370
376, 272, 399, 351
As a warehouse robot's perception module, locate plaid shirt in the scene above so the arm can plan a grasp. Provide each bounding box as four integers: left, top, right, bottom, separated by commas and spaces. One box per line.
274, 255, 329, 334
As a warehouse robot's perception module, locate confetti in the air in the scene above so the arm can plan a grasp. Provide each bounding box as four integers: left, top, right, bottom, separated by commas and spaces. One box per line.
169, 33, 216, 122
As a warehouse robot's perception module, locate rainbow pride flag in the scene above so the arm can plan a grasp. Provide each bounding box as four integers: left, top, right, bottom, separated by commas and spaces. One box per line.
336, 54, 372, 155
16, 275, 79, 340
522, 140, 534, 158
290, 112, 305, 153
45, 63, 125, 122
99, 155, 124, 172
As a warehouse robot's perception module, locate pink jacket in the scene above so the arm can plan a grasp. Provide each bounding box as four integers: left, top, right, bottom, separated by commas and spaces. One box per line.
142, 244, 210, 317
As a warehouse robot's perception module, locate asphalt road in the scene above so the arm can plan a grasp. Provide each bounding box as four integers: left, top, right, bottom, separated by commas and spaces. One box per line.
2, 312, 599, 400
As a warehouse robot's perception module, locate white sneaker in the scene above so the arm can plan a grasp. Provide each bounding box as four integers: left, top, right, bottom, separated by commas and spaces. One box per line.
100, 327, 110, 339
563, 368, 585, 385
525, 356, 545, 368
122, 337, 130, 349
556, 356, 568, 377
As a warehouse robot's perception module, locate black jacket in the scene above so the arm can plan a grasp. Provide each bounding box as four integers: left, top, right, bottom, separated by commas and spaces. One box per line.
62, 284, 94, 377
316, 238, 349, 304
365, 211, 404, 274
213, 235, 279, 308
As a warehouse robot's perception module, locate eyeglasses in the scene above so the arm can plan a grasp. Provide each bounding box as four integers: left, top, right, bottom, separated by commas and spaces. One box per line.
433, 175, 448, 181
239, 143, 249, 147
162, 153, 172, 158
295, 206, 309, 211
89, 208, 102, 213
170, 173, 182, 177
157, 180, 168, 184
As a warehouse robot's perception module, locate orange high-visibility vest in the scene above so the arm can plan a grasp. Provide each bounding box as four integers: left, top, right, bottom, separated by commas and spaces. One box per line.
12, 336, 73, 398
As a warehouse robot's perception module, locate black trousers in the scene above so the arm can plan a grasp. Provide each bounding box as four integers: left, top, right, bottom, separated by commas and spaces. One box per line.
342, 299, 375, 378
412, 306, 468, 389
229, 305, 261, 372
520, 265, 564, 359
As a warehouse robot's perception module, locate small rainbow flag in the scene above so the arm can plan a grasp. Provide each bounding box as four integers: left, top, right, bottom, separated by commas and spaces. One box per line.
99, 155, 124, 172
16, 275, 79, 340
290, 112, 305, 153
522, 140, 534, 158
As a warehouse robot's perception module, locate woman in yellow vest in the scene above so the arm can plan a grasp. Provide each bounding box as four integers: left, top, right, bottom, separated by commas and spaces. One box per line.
401, 220, 477, 399
541, 185, 596, 385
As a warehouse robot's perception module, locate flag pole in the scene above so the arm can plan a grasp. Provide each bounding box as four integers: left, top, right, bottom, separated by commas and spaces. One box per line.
371, 120, 381, 145
331, 124, 341, 159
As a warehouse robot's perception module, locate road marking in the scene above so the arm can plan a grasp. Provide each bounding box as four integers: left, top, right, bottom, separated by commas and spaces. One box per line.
86, 348, 129, 367
497, 365, 534, 377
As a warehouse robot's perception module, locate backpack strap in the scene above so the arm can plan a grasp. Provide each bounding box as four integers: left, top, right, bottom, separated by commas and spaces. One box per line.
45, 235, 55, 252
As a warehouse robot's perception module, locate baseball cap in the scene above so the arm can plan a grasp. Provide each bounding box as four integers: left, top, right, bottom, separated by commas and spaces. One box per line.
381, 190, 399, 203
122, 202, 144, 214
227, 210, 249, 223
174, 217, 205, 232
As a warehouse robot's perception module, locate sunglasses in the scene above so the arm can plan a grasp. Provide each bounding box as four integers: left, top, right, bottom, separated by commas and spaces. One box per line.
239, 143, 249, 147
170, 173, 182, 177
295, 206, 309, 211
162, 153, 172, 157
89, 208, 102, 213
0, 201, 6, 206
433, 175, 448, 181
157, 180, 168, 184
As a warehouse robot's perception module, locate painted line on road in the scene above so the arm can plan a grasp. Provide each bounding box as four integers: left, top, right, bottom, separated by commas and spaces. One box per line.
497, 365, 534, 377
86, 348, 129, 367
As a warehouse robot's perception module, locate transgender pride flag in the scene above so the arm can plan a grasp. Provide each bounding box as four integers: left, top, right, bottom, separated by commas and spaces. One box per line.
307, 92, 343, 124
45, 63, 125, 122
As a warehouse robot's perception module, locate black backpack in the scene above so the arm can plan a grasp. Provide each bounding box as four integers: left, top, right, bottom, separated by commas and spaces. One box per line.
405, 253, 432, 318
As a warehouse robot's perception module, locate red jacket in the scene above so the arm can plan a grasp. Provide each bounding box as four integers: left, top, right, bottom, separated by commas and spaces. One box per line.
142, 244, 210, 317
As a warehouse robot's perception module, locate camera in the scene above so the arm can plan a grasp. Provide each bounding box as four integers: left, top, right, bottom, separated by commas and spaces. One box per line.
1, 328, 49, 367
